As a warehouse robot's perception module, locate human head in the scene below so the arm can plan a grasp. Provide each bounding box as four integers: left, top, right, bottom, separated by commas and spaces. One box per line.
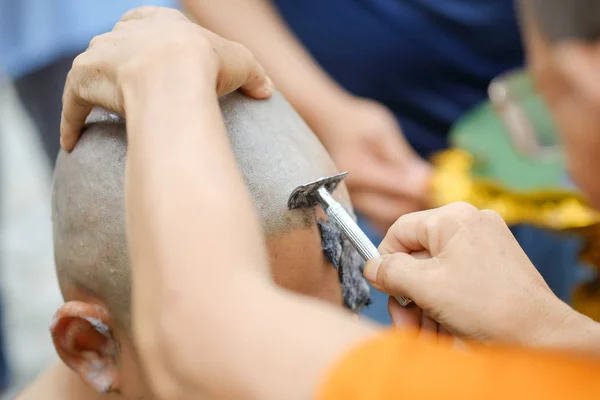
50, 92, 369, 397
520, 0, 600, 207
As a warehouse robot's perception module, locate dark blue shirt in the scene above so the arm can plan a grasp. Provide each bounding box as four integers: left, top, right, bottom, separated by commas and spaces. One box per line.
273, 0, 524, 157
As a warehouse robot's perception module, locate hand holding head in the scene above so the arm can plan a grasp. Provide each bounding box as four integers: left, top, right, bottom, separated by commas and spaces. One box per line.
60, 6, 274, 151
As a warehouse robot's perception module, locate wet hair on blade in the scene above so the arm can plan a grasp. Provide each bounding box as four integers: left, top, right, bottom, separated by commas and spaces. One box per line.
318, 219, 371, 311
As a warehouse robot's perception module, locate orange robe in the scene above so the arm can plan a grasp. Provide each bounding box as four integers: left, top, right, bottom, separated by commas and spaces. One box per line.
318, 330, 600, 399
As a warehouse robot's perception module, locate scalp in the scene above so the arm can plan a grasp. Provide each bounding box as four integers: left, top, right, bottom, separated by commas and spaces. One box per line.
52, 91, 343, 323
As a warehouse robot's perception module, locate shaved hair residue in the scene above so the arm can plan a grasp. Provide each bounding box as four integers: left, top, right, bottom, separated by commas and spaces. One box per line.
52, 92, 371, 327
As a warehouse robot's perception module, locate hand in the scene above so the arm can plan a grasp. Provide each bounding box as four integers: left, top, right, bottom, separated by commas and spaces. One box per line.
60, 6, 274, 151
363, 202, 574, 346
312, 96, 431, 233
387, 297, 455, 342
385, 250, 452, 340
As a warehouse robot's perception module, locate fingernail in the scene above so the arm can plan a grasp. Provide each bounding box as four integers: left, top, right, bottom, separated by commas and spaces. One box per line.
60, 136, 69, 152
364, 258, 381, 282
256, 77, 275, 99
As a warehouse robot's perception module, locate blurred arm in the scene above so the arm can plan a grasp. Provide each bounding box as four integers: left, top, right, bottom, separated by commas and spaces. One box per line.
182, 0, 351, 142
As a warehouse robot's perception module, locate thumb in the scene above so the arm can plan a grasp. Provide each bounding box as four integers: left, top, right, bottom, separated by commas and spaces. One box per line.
364, 253, 431, 299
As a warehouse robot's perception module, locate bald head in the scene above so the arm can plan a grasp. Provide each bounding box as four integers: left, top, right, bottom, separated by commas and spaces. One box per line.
52, 92, 369, 326
219, 92, 343, 233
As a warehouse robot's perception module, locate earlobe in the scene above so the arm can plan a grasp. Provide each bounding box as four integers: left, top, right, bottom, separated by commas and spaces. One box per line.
51, 301, 120, 393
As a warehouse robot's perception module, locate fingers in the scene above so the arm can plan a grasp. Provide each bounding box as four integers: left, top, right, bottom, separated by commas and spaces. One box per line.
438, 324, 453, 338
209, 33, 273, 99
377, 208, 439, 254
378, 202, 479, 255
240, 72, 275, 100
119, 6, 180, 22
367, 249, 430, 293
388, 299, 444, 341
61, 52, 123, 152
420, 312, 438, 335
60, 67, 93, 152
121, 10, 273, 100
388, 297, 420, 327
60, 7, 272, 153
364, 252, 433, 300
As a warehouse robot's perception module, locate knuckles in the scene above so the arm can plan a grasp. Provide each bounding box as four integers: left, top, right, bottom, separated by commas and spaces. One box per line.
445, 202, 479, 221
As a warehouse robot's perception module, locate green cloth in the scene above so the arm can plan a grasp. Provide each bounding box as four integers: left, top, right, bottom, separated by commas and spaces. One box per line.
450, 72, 565, 190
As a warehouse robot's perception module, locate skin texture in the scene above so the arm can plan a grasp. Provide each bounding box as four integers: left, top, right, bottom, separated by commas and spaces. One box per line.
520, 0, 600, 210
184, 0, 431, 232
42, 9, 600, 400
49, 91, 361, 398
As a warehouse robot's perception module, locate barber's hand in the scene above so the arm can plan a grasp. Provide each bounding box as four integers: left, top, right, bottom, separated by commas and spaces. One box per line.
387, 297, 456, 341
363, 202, 573, 345
60, 6, 273, 151
313, 97, 431, 233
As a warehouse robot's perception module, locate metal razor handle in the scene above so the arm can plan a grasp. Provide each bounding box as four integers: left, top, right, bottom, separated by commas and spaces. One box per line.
316, 187, 412, 307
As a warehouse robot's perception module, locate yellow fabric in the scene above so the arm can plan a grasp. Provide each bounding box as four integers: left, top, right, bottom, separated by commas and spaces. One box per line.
430, 149, 599, 230
318, 330, 600, 400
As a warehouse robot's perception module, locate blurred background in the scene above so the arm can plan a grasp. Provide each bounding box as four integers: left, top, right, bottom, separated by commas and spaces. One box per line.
0, 1, 179, 396
0, 77, 62, 397
1, 1, 599, 398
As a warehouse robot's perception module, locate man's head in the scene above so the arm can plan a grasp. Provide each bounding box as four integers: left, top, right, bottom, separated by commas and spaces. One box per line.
50, 92, 369, 397
521, 1, 600, 208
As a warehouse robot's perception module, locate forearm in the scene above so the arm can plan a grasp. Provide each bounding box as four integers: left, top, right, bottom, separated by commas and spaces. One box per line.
532, 305, 600, 356
123, 59, 268, 283
122, 60, 270, 396
183, 0, 350, 134
121, 59, 376, 399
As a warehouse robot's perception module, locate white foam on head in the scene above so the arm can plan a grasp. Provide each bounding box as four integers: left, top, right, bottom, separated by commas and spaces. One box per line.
82, 316, 111, 337
84, 358, 114, 393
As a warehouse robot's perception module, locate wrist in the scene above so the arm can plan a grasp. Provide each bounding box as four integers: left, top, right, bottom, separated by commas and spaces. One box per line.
545, 309, 600, 354
121, 38, 217, 115
520, 296, 600, 354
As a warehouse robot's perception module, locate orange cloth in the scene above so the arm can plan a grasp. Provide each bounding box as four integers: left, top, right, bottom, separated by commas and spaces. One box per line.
318, 330, 600, 399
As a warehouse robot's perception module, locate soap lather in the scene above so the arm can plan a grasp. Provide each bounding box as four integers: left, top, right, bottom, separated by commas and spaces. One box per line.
288, 172, 412, 307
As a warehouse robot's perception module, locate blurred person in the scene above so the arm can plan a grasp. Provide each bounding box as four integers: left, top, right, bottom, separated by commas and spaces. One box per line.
19, 89, 369, 398
521, 1, 600, 209
0, 0, 178, 164
183, 0, 580, 322
34, 8, 600, 399
0, 0, 177, 393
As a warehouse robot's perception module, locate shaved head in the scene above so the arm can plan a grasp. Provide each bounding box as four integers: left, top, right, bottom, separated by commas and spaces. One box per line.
52, 92, 369, 327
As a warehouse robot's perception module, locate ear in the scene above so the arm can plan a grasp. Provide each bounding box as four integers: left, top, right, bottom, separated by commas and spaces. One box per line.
50, 301, 121, 393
